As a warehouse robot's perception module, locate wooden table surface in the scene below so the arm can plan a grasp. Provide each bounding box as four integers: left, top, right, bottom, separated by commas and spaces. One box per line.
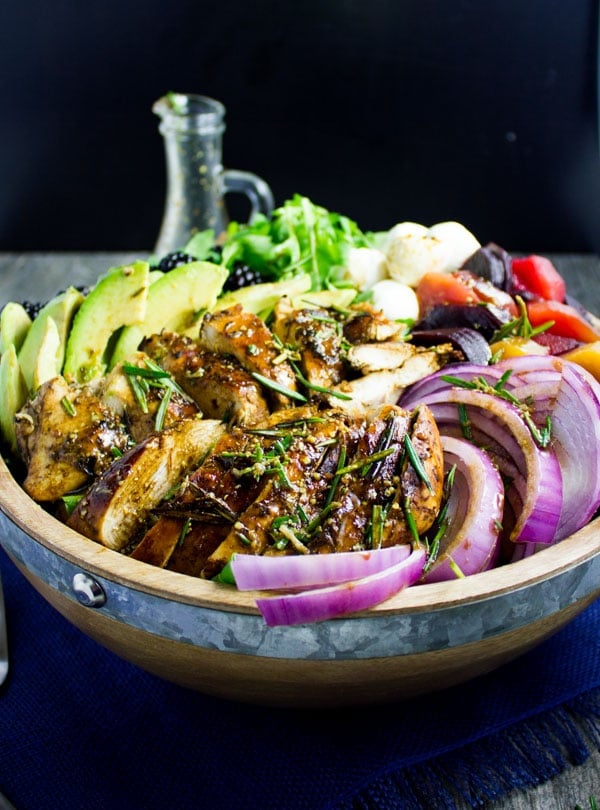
0, 251, 598, 809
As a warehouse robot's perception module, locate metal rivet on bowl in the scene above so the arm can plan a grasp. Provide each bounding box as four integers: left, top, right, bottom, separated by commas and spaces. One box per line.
72, 573, 106, 607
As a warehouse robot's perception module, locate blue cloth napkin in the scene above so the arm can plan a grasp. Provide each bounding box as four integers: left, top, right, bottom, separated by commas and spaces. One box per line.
0, 545, 598, 810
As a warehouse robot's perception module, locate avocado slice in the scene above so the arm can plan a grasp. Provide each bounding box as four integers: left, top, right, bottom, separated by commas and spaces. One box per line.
0, 302, 32, 354
63, 261, 150, 383
31, 316, 62, 390
18, 286, 85, 391
289, 288, 358, 310
110, 261, 227, 366
0, 344, 29, 453
212, 273, 312, 315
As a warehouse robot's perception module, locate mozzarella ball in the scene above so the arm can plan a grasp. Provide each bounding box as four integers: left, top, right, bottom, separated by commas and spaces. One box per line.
385, 222, 447, 286
428, 221, 481, 272
370, 279, 420, 322
344, 247, 389, 290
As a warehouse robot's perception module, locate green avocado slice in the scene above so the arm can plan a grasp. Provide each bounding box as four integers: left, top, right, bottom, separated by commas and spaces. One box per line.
18, 286, 85, 391
212, 273, 312, 315
0, 302, 32, 354
110, 261, 227, 367
0, 344, 29, 453
63, 261, 150, 383
30, 316, 62, 390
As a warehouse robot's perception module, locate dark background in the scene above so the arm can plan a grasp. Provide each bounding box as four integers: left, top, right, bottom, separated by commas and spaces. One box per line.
0, 0, 598, 253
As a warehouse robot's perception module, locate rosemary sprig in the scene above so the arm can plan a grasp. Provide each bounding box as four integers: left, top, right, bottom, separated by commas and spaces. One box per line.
154, 387, 172, 431
423, 464, 456, 570
224, 436, 295, 488
403, 433, 434, 494
362, 416, 398, 479
368, 503, 389, 549
271, 332, 353, 401
319, 443, 347, 514
61, 493, 83, 515
305, 500, 340, 535
122, 361, 171, 380
441, 373, 552, 448
245, 416, 326, 437
177, 517, 192, 547
457, 402, 472, 440
270, 511, 309, 551
335, 447, 395, 476
448, 558, 465, 579
250, 371, 308, 402
402, 497, 422, 549
123, 358, 193, 408
291, 361, 353, 401
127, 372, 149, 413
490, 295, 554, 342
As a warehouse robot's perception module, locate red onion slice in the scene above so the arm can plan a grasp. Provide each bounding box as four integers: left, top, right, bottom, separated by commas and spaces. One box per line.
400, 360, 563, 412
255, 547, 427, 626
547, 361, 600, 538
422, 436, 504, 582
400, 388, 562, 544
231, 544, 411, 591
494, 356, 600, 538
400, 363, 506, 408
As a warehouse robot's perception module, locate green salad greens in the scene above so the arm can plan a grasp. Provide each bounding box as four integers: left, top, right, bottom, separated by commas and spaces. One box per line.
183, 194, 376, 291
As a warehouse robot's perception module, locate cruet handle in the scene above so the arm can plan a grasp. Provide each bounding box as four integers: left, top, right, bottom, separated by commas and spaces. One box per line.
223, 169, 275, 221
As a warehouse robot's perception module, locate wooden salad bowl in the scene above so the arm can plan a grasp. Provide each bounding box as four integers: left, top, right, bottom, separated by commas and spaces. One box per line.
0, 451, 598, 707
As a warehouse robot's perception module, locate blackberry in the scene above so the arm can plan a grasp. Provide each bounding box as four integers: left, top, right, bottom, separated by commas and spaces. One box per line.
21, 300, 43, 319
20, 284, 90, 321
157, 251, 196, 272
223, 263, 265, 292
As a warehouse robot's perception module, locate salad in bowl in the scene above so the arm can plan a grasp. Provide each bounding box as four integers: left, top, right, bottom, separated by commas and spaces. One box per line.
2, 194, 600, 630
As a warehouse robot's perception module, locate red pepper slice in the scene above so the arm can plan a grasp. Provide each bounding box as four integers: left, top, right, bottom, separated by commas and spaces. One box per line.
511, 255, 566, 302
527, 300, 600, 343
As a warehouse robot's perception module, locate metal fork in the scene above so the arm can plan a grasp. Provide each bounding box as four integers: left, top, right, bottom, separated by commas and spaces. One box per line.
0, 569, 8, 686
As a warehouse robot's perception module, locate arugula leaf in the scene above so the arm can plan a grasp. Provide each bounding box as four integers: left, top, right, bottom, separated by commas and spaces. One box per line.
221, 194, 374, 290
183, 228, 220, 261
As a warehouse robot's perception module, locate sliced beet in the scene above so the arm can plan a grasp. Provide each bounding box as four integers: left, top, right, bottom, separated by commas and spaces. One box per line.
414, 303, 510, 340
410, 327, 492, 365
462, 242, 513, 290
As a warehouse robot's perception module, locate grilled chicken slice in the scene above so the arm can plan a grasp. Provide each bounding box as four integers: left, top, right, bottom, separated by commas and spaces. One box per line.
380, 405, 445, 545
129, 515, 184, 568
201, 413, 350, 578
309, 404, 444, 552
98, 353, 201, 442
130, 515, 228, 576
14, 376, 130, 501
345, 341, 417, 373
343, 303, 407, 344
166, 521, 229, 576
309, 404, 411, 553
160, 426, 268, 521
67, 417, 226, 550
271, 299, 345, 397
326, 350, 448, 416
142, 332, 269, 426
198, 305, 299, 409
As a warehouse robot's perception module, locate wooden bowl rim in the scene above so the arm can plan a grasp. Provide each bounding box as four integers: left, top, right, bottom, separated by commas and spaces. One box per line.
1, 451, 599, 617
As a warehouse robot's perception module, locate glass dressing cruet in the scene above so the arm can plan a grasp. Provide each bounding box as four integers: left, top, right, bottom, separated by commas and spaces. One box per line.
153, 92, 274, 256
